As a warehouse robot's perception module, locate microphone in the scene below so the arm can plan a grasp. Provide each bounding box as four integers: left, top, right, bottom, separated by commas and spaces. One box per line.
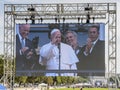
58, 43, 60, 50
57, 43, 61, 57
58, 43, 61, 74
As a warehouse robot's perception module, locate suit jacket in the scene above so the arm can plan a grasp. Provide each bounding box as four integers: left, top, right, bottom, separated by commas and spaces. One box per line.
77, 40, 105, 75
16, 34, 34, 71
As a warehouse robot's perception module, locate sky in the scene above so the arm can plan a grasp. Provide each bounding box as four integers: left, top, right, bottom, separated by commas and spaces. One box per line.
0, 0, 120, 74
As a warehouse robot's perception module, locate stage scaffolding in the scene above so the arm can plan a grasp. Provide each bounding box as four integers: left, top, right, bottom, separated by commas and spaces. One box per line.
3, 3, 117, 90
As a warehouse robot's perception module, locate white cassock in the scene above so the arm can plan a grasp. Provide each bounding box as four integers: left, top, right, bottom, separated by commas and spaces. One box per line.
39, 42, 79, 76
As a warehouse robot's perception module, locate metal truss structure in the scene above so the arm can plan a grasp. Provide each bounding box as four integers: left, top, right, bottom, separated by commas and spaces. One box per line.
4, 3, 117, 90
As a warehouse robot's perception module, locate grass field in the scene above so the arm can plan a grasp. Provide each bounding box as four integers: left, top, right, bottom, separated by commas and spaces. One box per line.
51, 88, 120, 90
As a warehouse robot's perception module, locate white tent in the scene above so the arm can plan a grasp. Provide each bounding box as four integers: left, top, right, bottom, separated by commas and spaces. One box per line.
38, 83, 48, 90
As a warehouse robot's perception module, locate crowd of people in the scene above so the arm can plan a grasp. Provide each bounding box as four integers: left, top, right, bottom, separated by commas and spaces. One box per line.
16, 24, 105, 76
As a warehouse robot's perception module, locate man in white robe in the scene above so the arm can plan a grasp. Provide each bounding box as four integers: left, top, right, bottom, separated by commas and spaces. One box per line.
39, 29, 79, 76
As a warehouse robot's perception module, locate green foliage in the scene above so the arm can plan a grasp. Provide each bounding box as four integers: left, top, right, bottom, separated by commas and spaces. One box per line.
66, 76, 74, 84
56, 76, 62, 85
78, 76, 88, 83
19, 76, 27, 83
0, 55, 4, 78
61, 76, 68, 84
14, 76, 90, 85
27, 77, 36, 83
46, 76, 53, 85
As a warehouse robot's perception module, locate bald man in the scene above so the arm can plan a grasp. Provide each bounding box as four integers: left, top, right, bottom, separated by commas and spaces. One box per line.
16, 24, 35, 72
39, 29, 79, 76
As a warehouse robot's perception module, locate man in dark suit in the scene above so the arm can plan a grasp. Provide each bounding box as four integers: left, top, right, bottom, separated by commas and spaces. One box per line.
16, 24, 35, 71
78, 25, 105, 76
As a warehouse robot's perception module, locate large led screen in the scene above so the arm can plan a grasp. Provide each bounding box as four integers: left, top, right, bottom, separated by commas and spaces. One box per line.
16, 23, 105, 76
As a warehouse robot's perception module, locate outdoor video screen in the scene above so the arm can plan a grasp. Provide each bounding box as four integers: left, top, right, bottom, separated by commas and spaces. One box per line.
16, 23, 105, 76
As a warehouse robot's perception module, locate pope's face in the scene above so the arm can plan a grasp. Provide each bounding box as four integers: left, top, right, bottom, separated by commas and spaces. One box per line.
51, 31, 61, 45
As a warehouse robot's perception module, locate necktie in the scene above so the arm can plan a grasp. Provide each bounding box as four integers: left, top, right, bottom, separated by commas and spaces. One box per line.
90, 43, 94, 53
21, 38, 25, 48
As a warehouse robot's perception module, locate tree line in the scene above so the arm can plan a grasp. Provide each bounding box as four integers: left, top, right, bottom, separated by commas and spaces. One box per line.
15, 76, 88, 86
